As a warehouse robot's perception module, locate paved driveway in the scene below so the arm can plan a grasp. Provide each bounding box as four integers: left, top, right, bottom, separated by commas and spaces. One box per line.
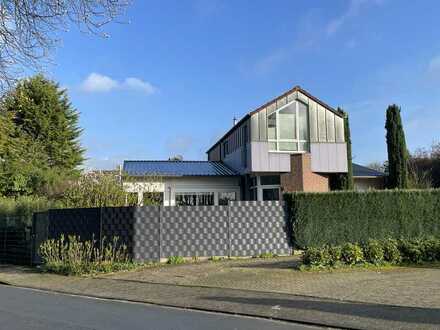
105, 256, 440, 309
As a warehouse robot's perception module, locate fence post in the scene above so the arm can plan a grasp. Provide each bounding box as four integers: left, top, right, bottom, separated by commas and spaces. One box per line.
158, 206, 162, 262
4, 226, 7, 263
227, 203, 231, 258
99, 207, 103, 251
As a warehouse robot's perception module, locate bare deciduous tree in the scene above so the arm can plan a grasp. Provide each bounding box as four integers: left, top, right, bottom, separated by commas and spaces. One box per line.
0, 0, 130, 92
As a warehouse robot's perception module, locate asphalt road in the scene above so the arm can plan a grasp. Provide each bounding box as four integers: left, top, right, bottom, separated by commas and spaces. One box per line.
0, 285, 318, 330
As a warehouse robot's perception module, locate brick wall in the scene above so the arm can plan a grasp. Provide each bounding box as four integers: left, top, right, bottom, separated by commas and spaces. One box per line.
281, 153, 329, 192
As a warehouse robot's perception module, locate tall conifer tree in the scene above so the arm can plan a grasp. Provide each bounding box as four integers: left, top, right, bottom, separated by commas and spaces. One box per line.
331, 108, 353, 190
2, 75, 84, 172
385, 104, 409, 189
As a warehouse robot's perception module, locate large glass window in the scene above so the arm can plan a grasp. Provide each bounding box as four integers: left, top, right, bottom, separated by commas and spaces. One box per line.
176, 192, 214, 206
279, 104, 296, 140
268, 112, 277, 139
268, 101, 309, 152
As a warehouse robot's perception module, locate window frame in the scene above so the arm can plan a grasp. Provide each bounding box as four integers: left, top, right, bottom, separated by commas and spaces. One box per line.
175, 192, 215, 206
267, 100, 309, 153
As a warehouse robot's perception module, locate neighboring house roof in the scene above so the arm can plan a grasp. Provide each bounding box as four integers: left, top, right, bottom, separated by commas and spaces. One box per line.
123, 160, 238, 177
352, 163, 386, 178
206, 85, 343, 154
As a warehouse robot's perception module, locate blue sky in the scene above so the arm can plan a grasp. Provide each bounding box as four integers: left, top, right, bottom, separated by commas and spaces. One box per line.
48, 0, 440, 169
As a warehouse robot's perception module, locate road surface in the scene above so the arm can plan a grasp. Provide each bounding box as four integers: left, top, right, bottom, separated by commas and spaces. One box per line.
0, 285, 318, 330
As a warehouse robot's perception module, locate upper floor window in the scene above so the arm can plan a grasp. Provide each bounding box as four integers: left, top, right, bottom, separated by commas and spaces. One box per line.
222, 140, 229, 158
268, 101, 309, 152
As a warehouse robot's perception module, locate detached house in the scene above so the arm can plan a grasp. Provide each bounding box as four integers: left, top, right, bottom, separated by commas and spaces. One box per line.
123, 86, 384, 206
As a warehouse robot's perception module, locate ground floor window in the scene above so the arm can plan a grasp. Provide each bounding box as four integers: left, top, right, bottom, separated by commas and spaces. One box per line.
219, 192, 237, 205
262, 188, 280, 201
248, 175, 281, 201
175, 192, 214, 206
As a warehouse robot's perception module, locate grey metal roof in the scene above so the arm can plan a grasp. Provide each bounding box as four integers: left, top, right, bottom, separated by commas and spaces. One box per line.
353, 163, 386, 178
123, 160, 238, 177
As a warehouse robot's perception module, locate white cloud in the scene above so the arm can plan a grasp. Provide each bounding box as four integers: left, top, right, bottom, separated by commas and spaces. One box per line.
326, 0, 384, 36
81, 73, 119, 92
123, 77, 157, 94
80, 73, 157, 94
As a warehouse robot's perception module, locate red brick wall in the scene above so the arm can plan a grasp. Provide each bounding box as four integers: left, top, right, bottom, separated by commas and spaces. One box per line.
281, 153, 329, 192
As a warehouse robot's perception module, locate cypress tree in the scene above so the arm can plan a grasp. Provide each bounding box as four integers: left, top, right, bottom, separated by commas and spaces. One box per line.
343, 110, 354, 190
385, 104, 409, 189
331, 108, 353, 190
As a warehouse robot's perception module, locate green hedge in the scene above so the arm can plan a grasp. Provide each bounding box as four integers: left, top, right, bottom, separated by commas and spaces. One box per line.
0, 196, 60, 227
284, 189, 440, 248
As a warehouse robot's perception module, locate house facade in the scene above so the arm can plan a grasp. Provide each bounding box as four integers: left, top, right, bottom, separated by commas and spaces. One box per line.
123, 86, 383, 206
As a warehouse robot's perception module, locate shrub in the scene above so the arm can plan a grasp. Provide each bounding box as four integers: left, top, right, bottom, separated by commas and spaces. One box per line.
285, 190, 440, 248
341, 243, 364, 265
301, 237, 440, 270
398, 239, 424, 264
167, 256, 185, 265
420, 237, 440, 262
327, 246, 342, 266
39, 235, 133, 275
382, 239, 401, 264
363, 240, 384, 264
302, 247, 331, 267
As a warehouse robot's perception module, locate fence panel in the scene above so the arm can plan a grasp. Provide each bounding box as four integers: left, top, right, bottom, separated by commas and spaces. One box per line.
31, 202, 292, 263
229, 201, 292, 257
32, 212, 49, 265
48, 208, 100, 241
133, 207, 160, 262
0, 216, 32, 265
160, 206, 229, 258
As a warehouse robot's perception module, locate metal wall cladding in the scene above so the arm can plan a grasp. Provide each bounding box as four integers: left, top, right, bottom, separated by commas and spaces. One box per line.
160, 206, 229, 258
229, 201, 292, 257
48, 208, 100, 241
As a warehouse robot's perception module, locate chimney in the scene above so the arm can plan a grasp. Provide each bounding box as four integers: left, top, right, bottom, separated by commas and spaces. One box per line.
233, 117, 237, 126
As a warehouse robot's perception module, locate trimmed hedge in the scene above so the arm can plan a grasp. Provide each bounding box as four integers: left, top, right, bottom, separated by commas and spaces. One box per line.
285, 189, 440, 248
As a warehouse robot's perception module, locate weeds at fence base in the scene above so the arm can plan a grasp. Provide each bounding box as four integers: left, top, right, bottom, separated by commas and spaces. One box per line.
167, 256, 185, 265
39, 235, 144, 276
41, 261, 144, 276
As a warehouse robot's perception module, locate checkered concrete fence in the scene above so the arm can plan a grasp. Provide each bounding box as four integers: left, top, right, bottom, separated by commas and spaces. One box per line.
229, 201, 292, 257
34, 201, 292, 264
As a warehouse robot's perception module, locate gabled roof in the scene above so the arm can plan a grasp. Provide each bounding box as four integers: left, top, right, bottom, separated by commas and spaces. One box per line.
352, 163, 386, 178
206, 85, 343, 153
123, 160, 238, 177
